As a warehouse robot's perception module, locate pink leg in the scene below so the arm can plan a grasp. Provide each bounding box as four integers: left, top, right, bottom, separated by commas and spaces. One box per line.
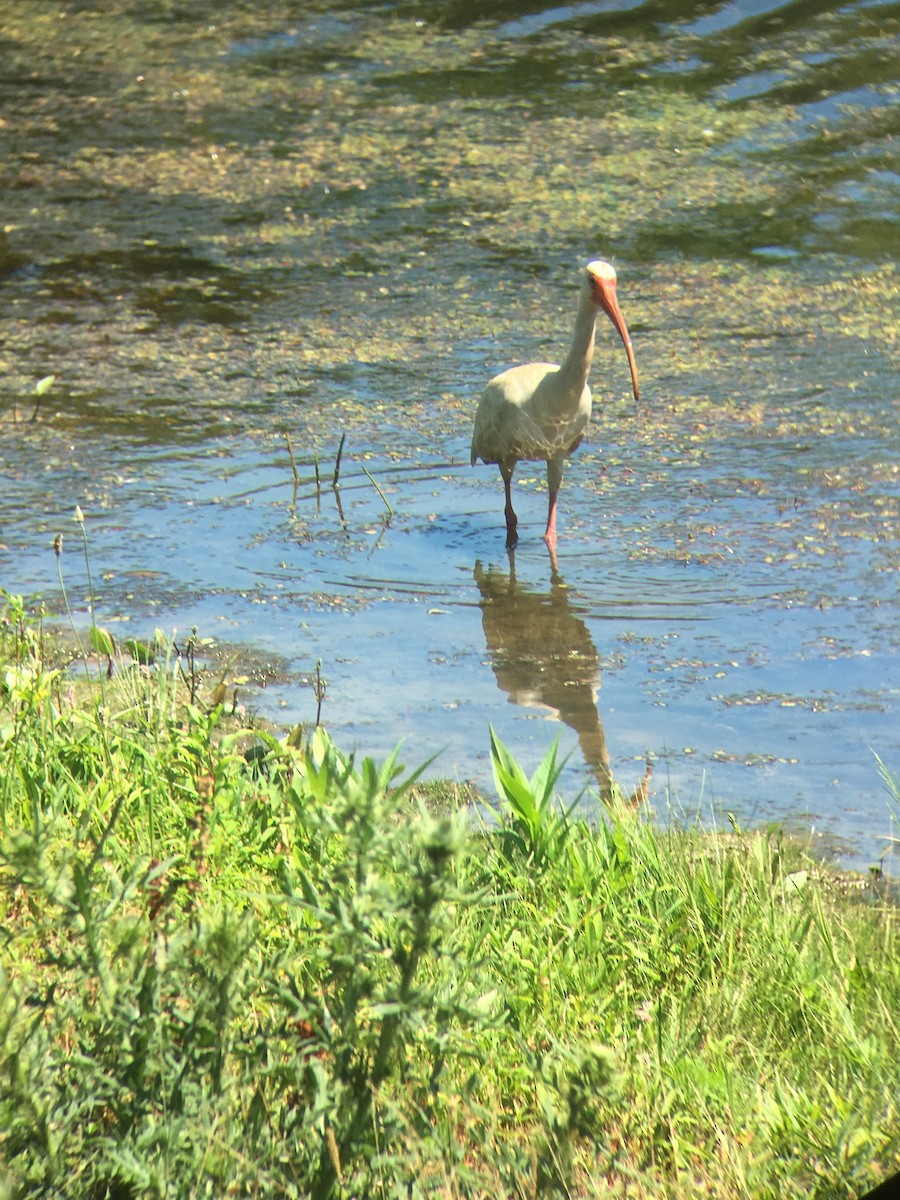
544, 489, 558, 549
544, 457, 563, 549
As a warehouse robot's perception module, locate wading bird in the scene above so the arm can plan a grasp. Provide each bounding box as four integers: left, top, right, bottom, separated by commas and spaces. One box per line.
471, 260, 640, 550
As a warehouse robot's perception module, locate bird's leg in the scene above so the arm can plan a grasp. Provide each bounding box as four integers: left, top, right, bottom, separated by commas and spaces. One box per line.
544, 457, 564, 551
544, 493, 558, 549
500, 461, 518, 547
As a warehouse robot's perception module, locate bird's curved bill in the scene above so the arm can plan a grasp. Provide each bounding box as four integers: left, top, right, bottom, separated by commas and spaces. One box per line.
594, 278, 640, 402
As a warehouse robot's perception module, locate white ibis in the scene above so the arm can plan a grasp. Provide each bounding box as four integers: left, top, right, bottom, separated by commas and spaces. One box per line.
470, 259, 640, 549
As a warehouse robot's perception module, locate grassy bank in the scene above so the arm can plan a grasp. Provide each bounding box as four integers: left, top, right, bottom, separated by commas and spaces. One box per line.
1, 589, 898, 1199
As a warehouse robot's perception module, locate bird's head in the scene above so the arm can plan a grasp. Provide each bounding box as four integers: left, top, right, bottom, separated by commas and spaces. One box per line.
586, 260, 640, 403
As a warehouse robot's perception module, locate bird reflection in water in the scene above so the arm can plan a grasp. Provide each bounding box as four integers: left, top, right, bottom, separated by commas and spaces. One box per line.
474, 552, 651, 808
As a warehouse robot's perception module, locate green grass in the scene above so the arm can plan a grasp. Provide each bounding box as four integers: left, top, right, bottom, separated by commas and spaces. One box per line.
1, 588, 898, 1199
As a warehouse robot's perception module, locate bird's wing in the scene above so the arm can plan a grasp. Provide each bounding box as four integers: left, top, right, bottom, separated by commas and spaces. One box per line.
472, 391, 590, 465
471, 366, 562, 464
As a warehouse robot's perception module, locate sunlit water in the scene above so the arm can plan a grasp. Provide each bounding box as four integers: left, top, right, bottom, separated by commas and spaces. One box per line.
1, 0, 897, 869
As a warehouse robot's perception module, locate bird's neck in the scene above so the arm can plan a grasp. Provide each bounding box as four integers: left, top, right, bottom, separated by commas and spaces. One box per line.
557, 293, 598, 396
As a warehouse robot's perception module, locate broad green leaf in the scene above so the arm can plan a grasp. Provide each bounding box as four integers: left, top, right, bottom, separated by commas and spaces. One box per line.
124, 638, 152, 664
89, 624, 116, 658
784, 870, 808, 895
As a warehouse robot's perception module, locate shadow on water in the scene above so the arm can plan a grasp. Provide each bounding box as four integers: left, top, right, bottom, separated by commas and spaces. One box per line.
38, 246, 273, 328
475, 551, 653, 805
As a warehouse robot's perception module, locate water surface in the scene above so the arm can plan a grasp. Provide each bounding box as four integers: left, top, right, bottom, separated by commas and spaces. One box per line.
1, 0, 897, 868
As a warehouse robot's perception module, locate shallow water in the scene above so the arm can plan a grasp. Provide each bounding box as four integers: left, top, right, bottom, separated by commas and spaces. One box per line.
1, 0, 897, 868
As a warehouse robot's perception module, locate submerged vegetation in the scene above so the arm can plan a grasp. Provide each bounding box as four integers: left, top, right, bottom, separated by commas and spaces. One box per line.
0, 0, 896, 842
1, 588, 898, 1198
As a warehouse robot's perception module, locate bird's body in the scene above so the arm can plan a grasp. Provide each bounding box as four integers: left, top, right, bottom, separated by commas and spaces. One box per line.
471, 362, 591, 465
471, 260, 640, 549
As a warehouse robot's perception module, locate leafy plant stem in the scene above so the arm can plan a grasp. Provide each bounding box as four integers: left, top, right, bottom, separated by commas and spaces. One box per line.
362, 465, 393, 519
332, 432, 346, 489
285, 431, 300, 485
